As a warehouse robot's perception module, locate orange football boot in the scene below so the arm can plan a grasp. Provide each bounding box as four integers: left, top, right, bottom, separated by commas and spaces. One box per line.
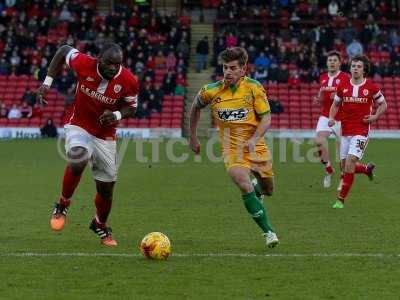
50, 203, 68, 231
89, 219, 118, 246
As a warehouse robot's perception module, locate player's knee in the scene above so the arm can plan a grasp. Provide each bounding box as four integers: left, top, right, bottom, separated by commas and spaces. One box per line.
68, 146, 89, 161
67, 146, 89, 174
238, 180, 253, 194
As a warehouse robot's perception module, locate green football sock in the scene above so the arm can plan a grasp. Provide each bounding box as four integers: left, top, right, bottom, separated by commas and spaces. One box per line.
253, 181, 263, 198
242, 191, 274, 233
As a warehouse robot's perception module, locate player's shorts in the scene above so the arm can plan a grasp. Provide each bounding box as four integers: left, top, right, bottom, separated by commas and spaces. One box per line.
316, 116, 341, 137
223, 148, 274, 178
64, 125, 117, 182
340, 135, 368, 160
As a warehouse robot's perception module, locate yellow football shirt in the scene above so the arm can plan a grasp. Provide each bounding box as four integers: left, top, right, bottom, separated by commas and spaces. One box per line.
197, 76, 271, 154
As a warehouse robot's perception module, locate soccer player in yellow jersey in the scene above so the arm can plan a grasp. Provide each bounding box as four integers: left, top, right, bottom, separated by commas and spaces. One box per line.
189, 47, 279, 248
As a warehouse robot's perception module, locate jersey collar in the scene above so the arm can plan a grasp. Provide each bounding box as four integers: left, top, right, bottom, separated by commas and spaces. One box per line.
96, 63, 122, 81
350, 78, 366, 87
224, 76, 244, 93
328, 70, 340, 78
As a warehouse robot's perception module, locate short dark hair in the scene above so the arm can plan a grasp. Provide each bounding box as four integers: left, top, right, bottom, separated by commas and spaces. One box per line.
218, 47, 248, 66
350, 55, 371, 75
99, 42, 123, 56
327, 50, 341, 61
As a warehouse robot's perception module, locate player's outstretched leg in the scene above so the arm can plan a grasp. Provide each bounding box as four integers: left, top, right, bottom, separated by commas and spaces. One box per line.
50, 148, 88, 231
333, 155, 358, 208
229, 167, 278, 248
316, 133, 334, 188
355, 162, 375, 180
89, 181, 117, 246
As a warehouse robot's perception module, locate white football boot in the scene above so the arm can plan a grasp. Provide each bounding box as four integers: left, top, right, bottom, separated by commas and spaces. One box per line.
323, 173, 332, 188
264, 231, 279, 248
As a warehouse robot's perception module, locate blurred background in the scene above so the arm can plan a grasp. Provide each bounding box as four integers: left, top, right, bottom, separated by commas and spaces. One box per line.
0, 0, 399, 138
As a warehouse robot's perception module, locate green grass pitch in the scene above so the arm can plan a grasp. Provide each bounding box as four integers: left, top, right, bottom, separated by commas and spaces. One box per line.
1, 138, 400, 299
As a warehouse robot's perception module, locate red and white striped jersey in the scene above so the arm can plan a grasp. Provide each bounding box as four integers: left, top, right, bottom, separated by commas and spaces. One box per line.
334, 78, 385, 136
319, 71, 350, 119
66, 48, 139, 140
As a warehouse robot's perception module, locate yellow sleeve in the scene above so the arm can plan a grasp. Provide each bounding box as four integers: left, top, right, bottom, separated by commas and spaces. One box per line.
195, 85, 212, 108
253, 85, 270, 115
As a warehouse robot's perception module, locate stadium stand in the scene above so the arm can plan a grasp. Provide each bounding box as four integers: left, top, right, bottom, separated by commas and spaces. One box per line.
208, 0, 400, 130
0, 0, 189, 130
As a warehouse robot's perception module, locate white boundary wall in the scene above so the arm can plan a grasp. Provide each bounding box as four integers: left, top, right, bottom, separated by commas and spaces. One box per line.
0, 127, 399, 139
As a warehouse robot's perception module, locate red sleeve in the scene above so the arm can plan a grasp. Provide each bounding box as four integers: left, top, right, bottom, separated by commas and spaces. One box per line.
318, 74, 323, 85
370, 81, 384, 103
122, 73, 139, 108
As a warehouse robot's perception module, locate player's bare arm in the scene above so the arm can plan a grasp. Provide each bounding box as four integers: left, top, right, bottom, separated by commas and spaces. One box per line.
313, 89, 322, 105
35, 45, 74, 104
99, 103, 136, 126
245, 112, 271, 153
363, 99, 387, 124
328, 100, 340, 127
188, 92, 203, 154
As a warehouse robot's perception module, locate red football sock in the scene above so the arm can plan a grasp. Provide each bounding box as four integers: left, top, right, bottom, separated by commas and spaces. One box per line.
95, 193, 112, 225
325, 162, 334, 174
355, 163, 368, 174
338, 172, 354, 201
60, 165, 82, 205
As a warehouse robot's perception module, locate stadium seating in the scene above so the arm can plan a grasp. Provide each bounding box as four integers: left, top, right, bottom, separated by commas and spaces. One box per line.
267, 79, 400, 130
0, 75, 184, 129
1, 74, 398, 130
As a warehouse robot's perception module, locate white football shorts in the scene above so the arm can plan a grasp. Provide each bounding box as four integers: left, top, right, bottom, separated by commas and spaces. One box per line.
340, 135, 368, 160
64, 125, 117, 182
316, 116, 341, 137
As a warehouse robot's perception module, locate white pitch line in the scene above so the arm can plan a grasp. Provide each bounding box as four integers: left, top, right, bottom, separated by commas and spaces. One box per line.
0, 252, 398, 258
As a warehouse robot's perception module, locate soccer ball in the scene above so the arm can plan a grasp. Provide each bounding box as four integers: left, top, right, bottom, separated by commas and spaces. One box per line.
139, 232, 171, 260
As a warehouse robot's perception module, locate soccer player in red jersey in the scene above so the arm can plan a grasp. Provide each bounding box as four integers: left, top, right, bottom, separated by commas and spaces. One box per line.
328, 55, 387, 208
36, 43, 139, 245
314, 51, 350, 188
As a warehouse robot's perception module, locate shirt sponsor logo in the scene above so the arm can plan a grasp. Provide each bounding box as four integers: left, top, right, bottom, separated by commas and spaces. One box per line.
217, 108, 249, 122
80, 84, 117, 105
343, 96, 368, 103
321, 86, 336, 92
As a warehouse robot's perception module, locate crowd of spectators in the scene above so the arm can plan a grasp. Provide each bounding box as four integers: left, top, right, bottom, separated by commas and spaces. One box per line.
211, 0, 400, 84
0, 0, 191, 119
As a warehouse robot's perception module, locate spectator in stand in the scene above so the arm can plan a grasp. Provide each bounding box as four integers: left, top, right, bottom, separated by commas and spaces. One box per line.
176, 38, 190, 60
254, 52, 270, 70
22, 89, 36, 106
225, 32, 238, 48
288, 70, 301, 88
0, 58, 10, 75
0, 101, 8, 118
254, 67, 268, 84
277, 64, 289, 83
165, 51, 177, 72
31, 103, 43, 119
7, 104, 22, 119
154, 50, 166, 69
20, 102, 32, 118
346, 39, 363, 58
328, 1, 339, 17
148, 92, 162, 113
40, 118, 58, 138
195, 36, 209, 72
